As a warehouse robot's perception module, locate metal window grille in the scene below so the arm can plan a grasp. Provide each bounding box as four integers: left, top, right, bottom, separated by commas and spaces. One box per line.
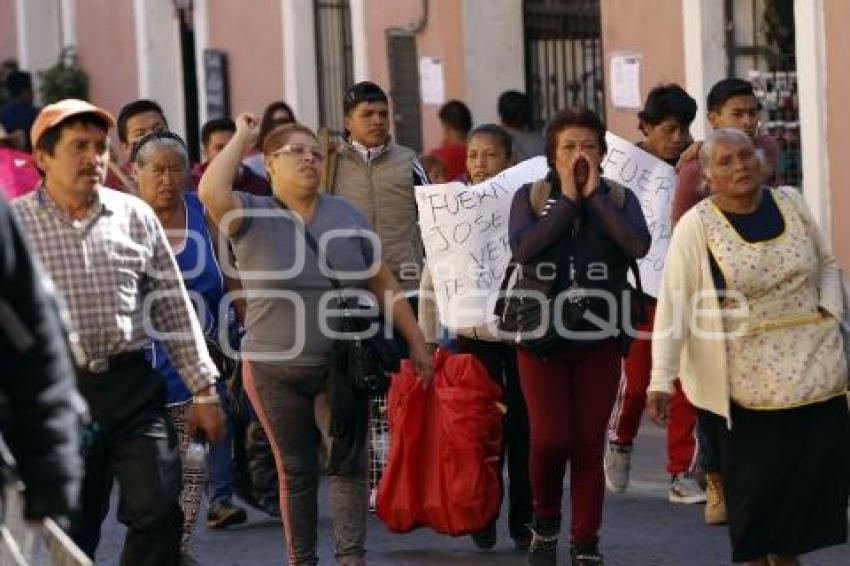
387, 33, 423, 153
315, 0, 354, 134
523, 0, 605, 130
725, 0, 801, 187
368, 395, 390, 510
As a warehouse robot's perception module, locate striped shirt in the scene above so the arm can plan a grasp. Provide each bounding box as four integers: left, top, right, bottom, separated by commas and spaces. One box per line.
12, 185, 217, 393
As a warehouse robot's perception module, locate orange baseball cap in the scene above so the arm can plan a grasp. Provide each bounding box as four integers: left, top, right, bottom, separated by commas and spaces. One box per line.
30, 99, 116, 149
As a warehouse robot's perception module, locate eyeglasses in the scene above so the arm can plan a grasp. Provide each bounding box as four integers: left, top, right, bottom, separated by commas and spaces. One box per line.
272, 143, 324, 161
559, 141, 599, 152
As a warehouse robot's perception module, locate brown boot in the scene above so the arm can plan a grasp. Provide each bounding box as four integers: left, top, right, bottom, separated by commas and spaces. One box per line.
766, 555, 800, 566
704, 473, 728, 525
527, 516, 560, 566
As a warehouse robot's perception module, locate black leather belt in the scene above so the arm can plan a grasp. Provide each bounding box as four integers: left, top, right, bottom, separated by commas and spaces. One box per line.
79, 350, 147, 376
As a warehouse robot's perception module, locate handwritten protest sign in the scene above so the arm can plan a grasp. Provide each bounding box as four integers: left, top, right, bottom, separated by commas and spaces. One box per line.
417, 137, 675, 329
416, 157, 549, 329
601, 131, 677, 297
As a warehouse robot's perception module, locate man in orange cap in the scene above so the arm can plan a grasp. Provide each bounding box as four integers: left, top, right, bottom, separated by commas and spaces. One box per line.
12, 99, 226, 565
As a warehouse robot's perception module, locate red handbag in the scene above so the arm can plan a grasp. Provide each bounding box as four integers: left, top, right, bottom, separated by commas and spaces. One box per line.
376, 350, 504, 535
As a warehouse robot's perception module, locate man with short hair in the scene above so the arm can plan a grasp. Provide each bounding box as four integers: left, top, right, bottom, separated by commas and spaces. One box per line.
13, 99, 226, 565
117, 99, 169, 158
324, 81, 429, 294
497, 90, 545, 162
0, 59, 19, 104
0, 71, 39, 151
605, 84, 706, 507
188, 117, 270, 196
672, 78, 779, 223
636, 84, 697, 165
202, 117, 235, 162
431, 99, 473, 181
105, 99, 170, 193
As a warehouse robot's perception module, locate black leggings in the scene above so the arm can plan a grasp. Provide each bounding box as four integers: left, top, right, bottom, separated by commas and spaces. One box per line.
456, 336, 533, 540
244, 362, 368, 566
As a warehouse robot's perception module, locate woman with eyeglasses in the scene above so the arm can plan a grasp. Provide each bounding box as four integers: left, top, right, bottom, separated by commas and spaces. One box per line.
131, 130, 246, 561
198, 113, 433, 566
242, 100, 296, 179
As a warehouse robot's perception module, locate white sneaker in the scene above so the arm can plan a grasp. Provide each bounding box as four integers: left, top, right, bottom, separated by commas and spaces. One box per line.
604, 442, 632, 493
369, 487, 377, 512
668, 473, 707, 504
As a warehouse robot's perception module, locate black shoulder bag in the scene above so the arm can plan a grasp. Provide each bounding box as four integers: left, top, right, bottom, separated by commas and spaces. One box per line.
495, 181, 581, 358
273, 198, 400, 397
495, 180, 646, 359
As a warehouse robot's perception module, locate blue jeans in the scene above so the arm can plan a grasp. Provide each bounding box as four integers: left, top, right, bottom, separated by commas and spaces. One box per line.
206, 379, 236, 505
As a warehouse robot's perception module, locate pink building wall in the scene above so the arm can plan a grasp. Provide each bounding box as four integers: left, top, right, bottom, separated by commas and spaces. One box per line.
600, 0, 687, 142
364, 0, 467, 152
363, 0, 418, 103
0, 0, 17, 64
414, 0, 466, 153
207, 0, 284, 117
74, 0, 138, 120
824, 0, 850, 268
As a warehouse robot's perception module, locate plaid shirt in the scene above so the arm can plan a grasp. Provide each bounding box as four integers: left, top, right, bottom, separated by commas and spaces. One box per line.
11, 185, 217, 393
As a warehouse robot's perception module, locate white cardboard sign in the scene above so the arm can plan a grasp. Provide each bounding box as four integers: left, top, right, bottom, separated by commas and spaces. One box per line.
601, 131, 676, 297
415, 157, 549, 329
416, 137, 676, 330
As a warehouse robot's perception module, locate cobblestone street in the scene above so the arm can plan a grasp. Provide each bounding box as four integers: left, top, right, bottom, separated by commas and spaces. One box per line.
97, 420, 850, 565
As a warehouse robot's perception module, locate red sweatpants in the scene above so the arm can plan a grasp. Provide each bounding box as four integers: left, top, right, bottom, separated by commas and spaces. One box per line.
518, 340, 621, 545
607, 301, 698, 474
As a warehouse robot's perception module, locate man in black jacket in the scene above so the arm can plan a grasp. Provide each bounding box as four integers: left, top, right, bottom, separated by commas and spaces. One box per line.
0, 193, 82, 524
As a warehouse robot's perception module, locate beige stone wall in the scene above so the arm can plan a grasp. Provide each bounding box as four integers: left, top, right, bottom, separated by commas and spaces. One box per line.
363, 0, 419, 119
824, 0, 850, 268
0, 0, 17, 63
74, 0, 138, 119
600, 0, 687, 142
416, 0, 466, 153
207, 0, 284, 117
364, 0, 467, 152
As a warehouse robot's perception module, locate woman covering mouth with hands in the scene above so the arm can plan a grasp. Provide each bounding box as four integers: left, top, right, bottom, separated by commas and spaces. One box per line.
507, 108, 650, 566
198, 113, 432, 566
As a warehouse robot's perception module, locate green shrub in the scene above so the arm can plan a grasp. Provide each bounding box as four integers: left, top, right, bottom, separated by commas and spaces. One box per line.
39, 47, 88, 103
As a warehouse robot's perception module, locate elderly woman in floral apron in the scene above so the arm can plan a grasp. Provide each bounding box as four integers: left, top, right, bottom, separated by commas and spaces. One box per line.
648, 129, 849, 566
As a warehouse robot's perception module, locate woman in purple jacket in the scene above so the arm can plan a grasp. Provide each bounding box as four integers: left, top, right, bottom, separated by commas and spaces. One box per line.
508, 108, 650, 566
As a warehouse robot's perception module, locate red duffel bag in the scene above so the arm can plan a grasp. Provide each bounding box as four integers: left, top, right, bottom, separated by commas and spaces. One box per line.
376, 349, 504, 535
